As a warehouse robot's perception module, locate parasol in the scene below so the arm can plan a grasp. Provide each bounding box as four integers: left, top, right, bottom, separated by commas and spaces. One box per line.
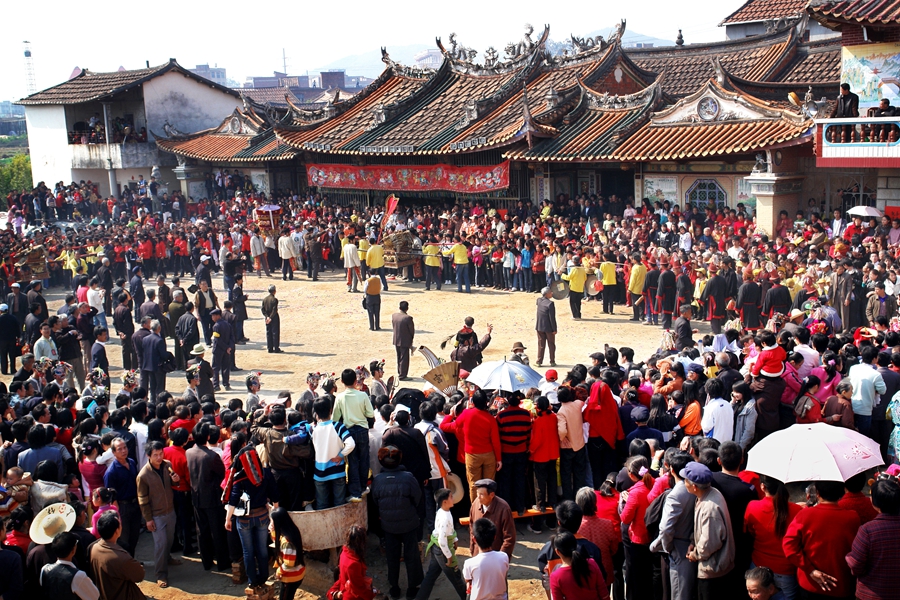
466, 359, 543, 392
846, 205, 882, 218
745, 423, 883, 483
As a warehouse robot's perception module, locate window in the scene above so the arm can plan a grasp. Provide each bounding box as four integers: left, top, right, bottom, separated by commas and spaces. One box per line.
686, 179, 727, 208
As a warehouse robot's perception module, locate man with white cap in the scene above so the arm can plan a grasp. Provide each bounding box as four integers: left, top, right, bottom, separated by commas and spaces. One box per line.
6, 281, 28, 331
682, 462, 735, 599
195, 255, 213, 289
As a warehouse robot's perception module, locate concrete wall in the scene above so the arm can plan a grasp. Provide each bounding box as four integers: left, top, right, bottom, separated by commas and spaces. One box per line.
725, 21, 837, 41
143, 71, 240, 138
25, 105, 72, 187
876, 169, 900, 211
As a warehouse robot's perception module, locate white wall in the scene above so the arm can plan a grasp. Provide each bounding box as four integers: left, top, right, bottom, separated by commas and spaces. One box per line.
143, 71, 240, 138
24, 105, 72, 187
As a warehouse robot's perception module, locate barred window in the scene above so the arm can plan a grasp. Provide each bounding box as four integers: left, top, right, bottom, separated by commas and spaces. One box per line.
686, 179, 727, 208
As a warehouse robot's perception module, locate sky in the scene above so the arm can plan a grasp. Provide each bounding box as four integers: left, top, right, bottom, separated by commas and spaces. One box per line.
0, 0, 748, 101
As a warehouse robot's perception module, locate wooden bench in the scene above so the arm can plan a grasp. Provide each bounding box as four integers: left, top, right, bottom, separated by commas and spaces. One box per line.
459, 506, 555, 526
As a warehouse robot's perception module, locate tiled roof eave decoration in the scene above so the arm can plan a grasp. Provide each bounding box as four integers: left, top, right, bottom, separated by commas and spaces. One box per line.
719, 0, 808, 25
17, 59, 239, 106
808, 0, 900, 28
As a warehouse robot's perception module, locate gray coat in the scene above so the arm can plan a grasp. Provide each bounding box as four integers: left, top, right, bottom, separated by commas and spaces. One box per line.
392, 312, 415, 348
650, 480, 696, 555
688, 487, 735, 580
733, 399, 757, 451
535, 297, 557, 333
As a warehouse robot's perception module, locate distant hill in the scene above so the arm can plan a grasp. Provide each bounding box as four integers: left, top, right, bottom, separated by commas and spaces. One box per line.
310, 29, 673, 80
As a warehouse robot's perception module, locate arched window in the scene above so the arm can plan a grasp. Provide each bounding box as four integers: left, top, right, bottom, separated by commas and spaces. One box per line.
686, 179, 727, 208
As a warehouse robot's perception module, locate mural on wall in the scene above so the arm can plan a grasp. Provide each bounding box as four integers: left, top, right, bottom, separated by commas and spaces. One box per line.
643, 175, 678, 205
577, 170, 597, 196
307, 162, 510, 193
188, 181, 206, 201
736, 177, 757, 212
250, 171, 269, 195
842, 43, 900, 109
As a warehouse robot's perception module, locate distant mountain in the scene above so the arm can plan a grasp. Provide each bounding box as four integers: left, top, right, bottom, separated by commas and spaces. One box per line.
309, 29, 672, 80
310, 44, 432, 79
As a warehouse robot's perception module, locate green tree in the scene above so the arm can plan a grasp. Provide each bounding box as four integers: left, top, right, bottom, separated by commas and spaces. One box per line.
0, 154, 33, 203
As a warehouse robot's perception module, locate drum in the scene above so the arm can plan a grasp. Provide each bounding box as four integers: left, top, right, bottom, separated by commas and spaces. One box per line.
585, 275, 602, 297
551, 279, 569, 300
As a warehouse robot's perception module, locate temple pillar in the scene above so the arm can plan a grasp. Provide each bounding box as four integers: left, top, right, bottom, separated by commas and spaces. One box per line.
171, 161, 208, 200
744, 173, 804, 236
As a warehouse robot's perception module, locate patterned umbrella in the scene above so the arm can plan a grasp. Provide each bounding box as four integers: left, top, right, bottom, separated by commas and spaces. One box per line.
466, 359, 543, 392
746, 423, 883, 482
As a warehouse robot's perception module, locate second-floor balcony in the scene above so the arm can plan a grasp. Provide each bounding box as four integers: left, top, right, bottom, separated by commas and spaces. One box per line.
69, 141, 176, 170
815, 117, 900, 168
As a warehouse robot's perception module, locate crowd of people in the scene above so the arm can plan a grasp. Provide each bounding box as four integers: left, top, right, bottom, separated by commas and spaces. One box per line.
0, 182, 899, 600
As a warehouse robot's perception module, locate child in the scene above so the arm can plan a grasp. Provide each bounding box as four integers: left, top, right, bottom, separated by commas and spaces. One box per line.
271, 507, 305, 600
2, 467, 33, 513
327, 526, 376, 600
309, 397, 355, 509
462, 518, 509, 600
415, 488, 467, 600
90, 487, 119, 537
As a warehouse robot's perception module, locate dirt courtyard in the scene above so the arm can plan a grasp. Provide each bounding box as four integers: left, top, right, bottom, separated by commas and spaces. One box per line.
45, 266, 693, 599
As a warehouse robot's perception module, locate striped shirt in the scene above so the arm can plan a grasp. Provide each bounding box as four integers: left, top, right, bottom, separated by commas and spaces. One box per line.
495, 407, 532, 454
310, 420, 356, 482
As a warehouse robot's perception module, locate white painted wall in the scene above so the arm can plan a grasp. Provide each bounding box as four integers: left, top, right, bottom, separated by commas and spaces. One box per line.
143, 71, 240, 138
24, 105, 72, 187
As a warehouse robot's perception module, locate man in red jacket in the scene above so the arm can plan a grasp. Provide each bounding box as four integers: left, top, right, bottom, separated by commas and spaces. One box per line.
783, 480, 860, 599
440, 390, 502, 501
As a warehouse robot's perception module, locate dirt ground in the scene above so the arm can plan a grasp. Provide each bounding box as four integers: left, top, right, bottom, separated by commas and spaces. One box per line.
44, 267, 696, 599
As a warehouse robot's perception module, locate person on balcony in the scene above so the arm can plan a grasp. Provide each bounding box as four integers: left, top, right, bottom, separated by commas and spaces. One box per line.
829, 83, 859, 143
871, 98, 897, 142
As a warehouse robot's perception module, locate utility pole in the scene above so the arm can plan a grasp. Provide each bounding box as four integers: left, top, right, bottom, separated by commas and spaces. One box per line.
282, 48, 289, 75
23, 41, 37, 96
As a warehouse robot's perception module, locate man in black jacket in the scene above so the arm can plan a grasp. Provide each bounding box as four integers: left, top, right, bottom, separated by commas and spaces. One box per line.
6, 282, 28, 332
113, 294, 137, 371
371, 445, 423, 599
829, 83, 860, 142
96, 257, 114, 315
140, 320, 167, 401
24, 302, 43, 347
186, 422, 230, 572
0, 303, 21, 375
129, 266, 144, 324
673, 305, 697, 352
175, 302, 200, 370
52, 313, 84, 388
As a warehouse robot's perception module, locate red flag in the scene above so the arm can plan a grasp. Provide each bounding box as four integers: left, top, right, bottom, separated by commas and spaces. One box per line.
378, 194, 399, 242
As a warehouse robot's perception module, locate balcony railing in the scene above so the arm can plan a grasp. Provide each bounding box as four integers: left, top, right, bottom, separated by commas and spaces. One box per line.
815, 117, 900, 168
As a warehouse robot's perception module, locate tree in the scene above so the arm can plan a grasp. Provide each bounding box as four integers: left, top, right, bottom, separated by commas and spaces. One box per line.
0, 154, 32, 203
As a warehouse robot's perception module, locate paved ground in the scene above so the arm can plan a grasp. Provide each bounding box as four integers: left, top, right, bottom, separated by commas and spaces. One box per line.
44, 267, 701, 598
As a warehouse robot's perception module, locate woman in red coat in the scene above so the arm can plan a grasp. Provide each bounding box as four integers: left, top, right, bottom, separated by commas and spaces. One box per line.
619, 455, 654, 600
327, 526, 375, 600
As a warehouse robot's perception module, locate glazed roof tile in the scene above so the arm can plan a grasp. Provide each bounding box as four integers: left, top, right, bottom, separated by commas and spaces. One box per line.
808, 0, 900, 26
504, 82, 663, 161
18, 59, 238, 105
773, 39, 842, 83
625, 27, 795, 97
240, 87, 302, 108
156, 130, 297, 162
721, 0, 808, 24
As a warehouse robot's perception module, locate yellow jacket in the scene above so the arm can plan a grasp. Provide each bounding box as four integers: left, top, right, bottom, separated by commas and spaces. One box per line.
422, 245, 441, 268
628, 264, 646, 295
442, 243, 469, 265
600, 262, 617, 286
562, 266, 587, 293
358, 238, 369, 259
366, 243, 385, 269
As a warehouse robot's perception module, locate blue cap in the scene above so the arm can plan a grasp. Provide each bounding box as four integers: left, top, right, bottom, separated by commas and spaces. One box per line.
679, 462, 712, 485
631, 405, 650, 422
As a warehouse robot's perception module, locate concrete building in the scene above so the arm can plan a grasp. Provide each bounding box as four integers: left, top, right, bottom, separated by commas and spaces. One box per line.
189, 64, 227, 87
720, 0, 838, 40
16, 59, 241, 197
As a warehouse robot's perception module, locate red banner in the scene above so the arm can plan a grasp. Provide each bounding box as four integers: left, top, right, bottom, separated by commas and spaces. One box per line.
307, 161, 509, 193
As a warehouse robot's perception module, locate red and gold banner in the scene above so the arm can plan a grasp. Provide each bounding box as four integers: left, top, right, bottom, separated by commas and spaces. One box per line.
307, 161, 510, 193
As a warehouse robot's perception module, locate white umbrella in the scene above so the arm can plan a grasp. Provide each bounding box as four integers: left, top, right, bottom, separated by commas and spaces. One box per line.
846, 205, 882, 218
466, 359, 543, 392
746, 423, 883, 483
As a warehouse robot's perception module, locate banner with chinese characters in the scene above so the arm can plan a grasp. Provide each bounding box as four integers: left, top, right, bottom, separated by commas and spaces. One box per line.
307, 162, 509, 193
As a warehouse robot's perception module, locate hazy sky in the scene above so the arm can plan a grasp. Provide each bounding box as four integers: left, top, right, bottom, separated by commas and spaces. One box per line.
1, 0, 747, 101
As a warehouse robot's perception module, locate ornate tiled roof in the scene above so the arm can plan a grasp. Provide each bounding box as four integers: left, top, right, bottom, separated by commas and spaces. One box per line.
720, 0, 808, 24
240, 87, 302, 108
808, 0, 900, 27
156, 109, 297, 163
611, 79, 813, 161
504, 80, 664, 161
18, 59, 238, 105
770, 38, 842, 83
625, 25, 797, 97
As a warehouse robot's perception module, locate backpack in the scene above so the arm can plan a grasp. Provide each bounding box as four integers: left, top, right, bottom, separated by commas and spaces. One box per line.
644, 487, 671, 543
793, 393, 814, 419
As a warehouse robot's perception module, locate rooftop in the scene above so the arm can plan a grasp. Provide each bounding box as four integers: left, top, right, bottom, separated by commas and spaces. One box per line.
808, 0, 900, 27
720, 0, 808, 25
17, 59, 239, 106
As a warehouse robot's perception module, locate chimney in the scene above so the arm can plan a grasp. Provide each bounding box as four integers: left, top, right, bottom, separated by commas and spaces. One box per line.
146, 60, 150, 68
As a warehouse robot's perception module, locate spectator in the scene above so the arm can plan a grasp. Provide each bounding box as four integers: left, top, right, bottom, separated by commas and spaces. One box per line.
462, 519, 509, 600
185, 422, 230, 572
683, 462, 735, 600
88, 511, 144, 600
136, 440, 180, 588
370, 445, 423, 600
39, 531, 100, 600
468, 478, 515, 559
650, 450, 697, 600
744, 475, 801, 600
846, 475, 900, 600
415, 488, 467, 600
102, 438, 140, 557
332, 368, 374, 502
783, 480, 860, 599
310, 397, 355, 509
549, 530, 610, 600
439, 390, 502, 502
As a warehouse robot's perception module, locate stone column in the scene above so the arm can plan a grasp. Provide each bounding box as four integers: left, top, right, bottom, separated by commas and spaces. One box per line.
876, 169, 900, 213
744, 172, 804, 236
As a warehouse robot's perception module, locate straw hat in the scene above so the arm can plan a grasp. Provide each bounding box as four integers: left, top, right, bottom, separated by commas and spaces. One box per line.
30, 502, 76, 545
445, 473, 465, 504
190, 343, 207, 356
